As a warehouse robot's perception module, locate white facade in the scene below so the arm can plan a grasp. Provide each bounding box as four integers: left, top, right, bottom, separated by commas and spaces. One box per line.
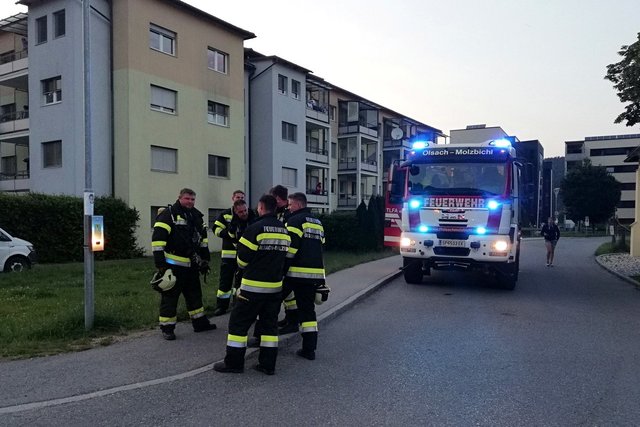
565, 134, 640, 223
450, 125, 509, 144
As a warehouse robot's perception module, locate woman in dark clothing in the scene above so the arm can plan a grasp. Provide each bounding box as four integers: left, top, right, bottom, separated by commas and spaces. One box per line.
540, 217, 561, 266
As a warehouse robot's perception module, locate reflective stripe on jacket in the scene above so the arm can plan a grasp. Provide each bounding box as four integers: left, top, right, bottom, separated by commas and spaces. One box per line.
237, 213, 290, 294
285, 207, 325, 282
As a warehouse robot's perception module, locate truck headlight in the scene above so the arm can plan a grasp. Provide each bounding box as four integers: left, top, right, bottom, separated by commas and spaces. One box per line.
400, 237, 412, 247
493, 240, 508, 252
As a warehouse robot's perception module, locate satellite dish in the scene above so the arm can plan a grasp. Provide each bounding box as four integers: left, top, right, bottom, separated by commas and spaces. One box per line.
391, 127, 404, 140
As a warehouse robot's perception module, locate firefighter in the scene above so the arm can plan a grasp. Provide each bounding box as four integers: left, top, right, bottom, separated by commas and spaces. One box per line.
212, 191, 255, 316
213, 194, 290, 375
269, 185, 298, 331
282, 192, 326, 360
151, 188, 216, 340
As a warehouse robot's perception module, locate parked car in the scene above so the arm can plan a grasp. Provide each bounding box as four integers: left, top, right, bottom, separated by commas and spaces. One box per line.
0, 227, 37, 272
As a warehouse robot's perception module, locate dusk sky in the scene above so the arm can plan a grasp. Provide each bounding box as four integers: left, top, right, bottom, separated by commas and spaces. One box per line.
5, 0, 639, 157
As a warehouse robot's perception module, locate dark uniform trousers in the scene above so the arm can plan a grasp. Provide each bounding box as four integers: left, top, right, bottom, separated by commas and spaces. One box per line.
287, 278, 318, 352
217, 258, 238, 311
159, 265, 206, 332
225, 291, 281, 370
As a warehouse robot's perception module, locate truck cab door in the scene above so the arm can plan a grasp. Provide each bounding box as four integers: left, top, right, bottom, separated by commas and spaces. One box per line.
384, 163, 407, 246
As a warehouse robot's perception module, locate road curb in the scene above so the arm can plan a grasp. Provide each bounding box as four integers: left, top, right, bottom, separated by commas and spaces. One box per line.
594, 255, 640, 290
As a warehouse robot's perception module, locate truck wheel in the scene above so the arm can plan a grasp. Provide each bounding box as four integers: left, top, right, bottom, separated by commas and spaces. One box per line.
497, 263, 517, 290
4, 255, 30, 273
403, 258, 423, 284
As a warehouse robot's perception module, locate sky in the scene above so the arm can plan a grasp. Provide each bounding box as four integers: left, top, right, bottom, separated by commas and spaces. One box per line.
5, 0, 640, 157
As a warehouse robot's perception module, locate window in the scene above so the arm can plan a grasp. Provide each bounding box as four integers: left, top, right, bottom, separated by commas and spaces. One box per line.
278, 74, 287, 95
149, 24, 175, 55
330, 105, 336, 121
282, 121, 297, 142
332, 142, 337, 159
150, 85, 176, 114
36, 16, 47, 44
291, 80, 301, 99
207, 101, 229, 126
207, 48, 228, 73
208, 155, 229, 178
282, 167, 297, 187
151, 146, 177, 172
42, 77, 62, 104
53, 10, 65, 38
42, 140, 62, 168
331, 179, 336, 194
618, 200, 635, 209
590, 147, 632, 156
1, 156, 17, 175
566, 143, 583, 154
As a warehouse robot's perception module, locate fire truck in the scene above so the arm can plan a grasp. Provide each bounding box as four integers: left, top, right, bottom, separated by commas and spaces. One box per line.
384, 138, 524, 289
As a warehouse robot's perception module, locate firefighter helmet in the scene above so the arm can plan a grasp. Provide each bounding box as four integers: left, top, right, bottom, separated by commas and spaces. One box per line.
150, 269, 176, 293
314, 283, 331, 305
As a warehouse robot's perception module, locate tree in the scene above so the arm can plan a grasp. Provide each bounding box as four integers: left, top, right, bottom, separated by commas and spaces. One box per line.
605, 32, 640, 127
560, 160, 621, 224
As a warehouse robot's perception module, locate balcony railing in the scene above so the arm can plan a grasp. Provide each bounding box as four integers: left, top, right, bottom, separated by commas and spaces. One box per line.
306, 146, 328, 156
305, 190, 329, 205
338, 195, 358, 207
0, 49, 28, 66
0, 109, 29, 122
338, 157, 357, 171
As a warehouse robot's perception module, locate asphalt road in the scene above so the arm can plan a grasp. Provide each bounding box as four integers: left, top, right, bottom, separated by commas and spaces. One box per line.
5, 237, 640, 426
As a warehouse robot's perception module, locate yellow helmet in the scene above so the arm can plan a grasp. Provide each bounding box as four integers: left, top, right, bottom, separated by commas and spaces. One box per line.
150, 269, 176, 292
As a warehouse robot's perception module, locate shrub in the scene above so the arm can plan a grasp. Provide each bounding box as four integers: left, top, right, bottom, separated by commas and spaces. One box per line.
0, 193, 143, 263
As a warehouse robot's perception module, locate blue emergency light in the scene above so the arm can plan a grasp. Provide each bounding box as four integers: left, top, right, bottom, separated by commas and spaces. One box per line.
418, 225, 429, 233
487, 200, 500, 210
411, 141, 428, 150
409, 199, 421, 209
475, 226, 487, 235
490, 139, 512, 148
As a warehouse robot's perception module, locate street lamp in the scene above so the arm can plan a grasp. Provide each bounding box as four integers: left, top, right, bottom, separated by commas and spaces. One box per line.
553, 187, 560, 220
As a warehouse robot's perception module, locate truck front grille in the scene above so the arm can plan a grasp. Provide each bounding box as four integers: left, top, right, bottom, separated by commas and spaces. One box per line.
433, 247, 471, 256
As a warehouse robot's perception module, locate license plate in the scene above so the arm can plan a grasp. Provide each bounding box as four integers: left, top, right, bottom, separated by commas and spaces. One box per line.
441, 213, 466, 220
438, 239, 466, 247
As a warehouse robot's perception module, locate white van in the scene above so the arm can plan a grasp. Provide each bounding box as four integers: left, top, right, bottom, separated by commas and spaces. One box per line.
0, 227, 37, 272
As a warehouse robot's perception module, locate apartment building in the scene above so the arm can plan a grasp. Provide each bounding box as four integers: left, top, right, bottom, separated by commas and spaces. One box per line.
245, 50, 331, 212
565, 133, 640, 224
0, 13, 29, 193
3, 1, 442, 250
7, 0, 254, 250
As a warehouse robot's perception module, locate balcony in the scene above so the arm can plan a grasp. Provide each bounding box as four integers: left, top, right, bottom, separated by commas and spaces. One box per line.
0, 109, 29, 134
338, 194, 358, 208
0, 49, 28, 83
305, 189, 329, 205
306, 145, 329, 164
338, 157, 357, 171
361, 159, 378, 173
306, 100, 329, 122
0, 171, 30, 192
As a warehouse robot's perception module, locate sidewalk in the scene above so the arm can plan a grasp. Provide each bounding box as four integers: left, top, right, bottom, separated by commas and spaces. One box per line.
0, 255, 402, 413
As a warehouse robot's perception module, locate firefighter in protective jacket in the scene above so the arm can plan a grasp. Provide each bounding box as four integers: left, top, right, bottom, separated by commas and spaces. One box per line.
151, 188, 216, 340
214, 194, 290, 375
283, 192, 326, 360
212, 191, 255, 316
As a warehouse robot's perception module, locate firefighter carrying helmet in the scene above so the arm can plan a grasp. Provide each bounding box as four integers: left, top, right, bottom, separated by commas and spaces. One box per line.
314, 283, 331, 305
150, 269, 176, 292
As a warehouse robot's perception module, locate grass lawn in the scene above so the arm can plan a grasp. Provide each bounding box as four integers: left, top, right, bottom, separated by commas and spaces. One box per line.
0, 249, 397, 359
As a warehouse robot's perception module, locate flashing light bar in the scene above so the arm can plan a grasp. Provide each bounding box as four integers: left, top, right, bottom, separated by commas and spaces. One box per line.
411, 141, 429, 150
490, 139, 512, 148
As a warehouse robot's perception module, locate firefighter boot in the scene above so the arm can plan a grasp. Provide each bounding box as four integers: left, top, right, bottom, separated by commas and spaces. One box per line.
278, 310, 299, 335
160, 325, 176, 341
192, 316, 217, 332
213, 297, 230, 316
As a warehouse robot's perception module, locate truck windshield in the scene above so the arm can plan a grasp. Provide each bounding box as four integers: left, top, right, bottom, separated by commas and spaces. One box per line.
407, 163, 506, 195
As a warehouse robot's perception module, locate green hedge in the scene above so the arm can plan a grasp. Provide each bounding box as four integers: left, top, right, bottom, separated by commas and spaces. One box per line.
319, 195, 385, 252
0, 193, 143, 263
